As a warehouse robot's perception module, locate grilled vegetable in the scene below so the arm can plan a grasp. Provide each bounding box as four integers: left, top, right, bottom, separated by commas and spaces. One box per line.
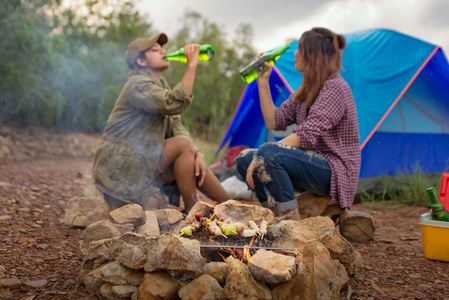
195, 212, 203, 222
201, 218, 212, 227
223, 225, 237, 236
180, 227, 193, 236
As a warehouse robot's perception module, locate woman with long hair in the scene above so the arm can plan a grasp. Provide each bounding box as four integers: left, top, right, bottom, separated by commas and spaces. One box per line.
235, 27, 361, 220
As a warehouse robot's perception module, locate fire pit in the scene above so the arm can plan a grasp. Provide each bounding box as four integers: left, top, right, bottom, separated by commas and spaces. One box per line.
192, 226, 295, 251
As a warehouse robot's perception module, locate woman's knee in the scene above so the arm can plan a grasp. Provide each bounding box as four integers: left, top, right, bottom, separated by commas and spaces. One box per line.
257, 142, 279, 160
235, 149, 255, 174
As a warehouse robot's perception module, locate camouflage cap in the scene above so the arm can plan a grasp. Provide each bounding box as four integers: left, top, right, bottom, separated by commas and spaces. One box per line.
125, 33, 168, 69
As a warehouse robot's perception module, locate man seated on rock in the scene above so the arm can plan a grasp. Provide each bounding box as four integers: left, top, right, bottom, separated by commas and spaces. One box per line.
92, 33, 229, 214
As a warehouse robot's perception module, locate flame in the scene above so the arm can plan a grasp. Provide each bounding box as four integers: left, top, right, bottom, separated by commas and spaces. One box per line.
208, 230, 257, 263
209, 237, 242, 262
218, 252, 227, 262
243, 235, 256, 262
210, 212, 216, 220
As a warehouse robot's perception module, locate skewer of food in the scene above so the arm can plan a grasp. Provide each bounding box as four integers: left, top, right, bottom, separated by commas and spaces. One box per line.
248, 220, 261, 235
180, 212, 270, 240
206, 221, 227, 238
179, 221, 201, 237
260, 220, 268, 238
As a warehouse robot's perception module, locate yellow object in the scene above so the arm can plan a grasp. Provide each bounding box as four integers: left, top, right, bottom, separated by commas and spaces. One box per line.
420, 212, 449, 262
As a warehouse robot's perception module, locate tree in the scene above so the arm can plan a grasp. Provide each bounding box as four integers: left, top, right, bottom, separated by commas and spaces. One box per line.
0, 0, 62, 126
0, 0, 154, 131
163, 10, 257, 142
0, 2, 257, 142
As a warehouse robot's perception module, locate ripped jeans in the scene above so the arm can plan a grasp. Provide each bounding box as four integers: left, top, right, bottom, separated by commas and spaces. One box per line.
235, 142, 331, 213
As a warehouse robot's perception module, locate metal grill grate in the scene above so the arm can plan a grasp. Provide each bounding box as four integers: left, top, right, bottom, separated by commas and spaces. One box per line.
192, 226, 295, 251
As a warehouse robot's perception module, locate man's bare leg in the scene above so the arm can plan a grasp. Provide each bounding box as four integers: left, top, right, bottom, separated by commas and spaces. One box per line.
156, 136, 198, 211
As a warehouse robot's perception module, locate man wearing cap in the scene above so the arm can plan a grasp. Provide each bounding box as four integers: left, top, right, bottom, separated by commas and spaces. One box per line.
93, 34, 229, 213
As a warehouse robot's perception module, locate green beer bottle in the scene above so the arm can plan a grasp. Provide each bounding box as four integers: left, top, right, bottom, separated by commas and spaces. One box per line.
427, 187, 449, 222
239, 44, 290, 84
165, 44, 214, 63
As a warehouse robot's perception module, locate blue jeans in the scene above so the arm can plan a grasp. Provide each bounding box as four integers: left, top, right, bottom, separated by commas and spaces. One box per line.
235, 142, 331, 213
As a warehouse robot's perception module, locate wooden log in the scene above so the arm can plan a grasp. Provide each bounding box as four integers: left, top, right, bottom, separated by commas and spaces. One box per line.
339, 209, 375, 243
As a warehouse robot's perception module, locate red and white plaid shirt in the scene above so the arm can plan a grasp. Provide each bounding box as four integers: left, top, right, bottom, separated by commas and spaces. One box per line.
275, 74, 361, 208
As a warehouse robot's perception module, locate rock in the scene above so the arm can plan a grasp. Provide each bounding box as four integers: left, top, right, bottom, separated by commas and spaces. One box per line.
99, 283, 114, 299
23, 279, 47, 288
0, 277, 22, 290
312, 227, 363, 271
272, 241, 349, 300
281, 216, 335, 258
0, 289, 14, 299
109, 204, 147, 228
84, 262, 145, 296
30, 185, 40, 192
221, 256, 271, 300
114, 223, 135, 235
79, 237, 117, 263
136, 211, 160, 237
213, 200, 275, 224
339, 209, 375, 242
296, 191, 344, 220
248, 249, 296, 284
100, 283, 138, 300
137, 271, 181, 300
185, 201, 215, 223
82, 219, 121, 244
178, 274, 223, 300
109, 235, 149, 270
99, 262, 145, 286
0, 215, 12, 222
153, 209, 184, 226
201, 262, 229, 284
63, 185, 109, 228
143, 233, 206, 275
104, 232, 206, 275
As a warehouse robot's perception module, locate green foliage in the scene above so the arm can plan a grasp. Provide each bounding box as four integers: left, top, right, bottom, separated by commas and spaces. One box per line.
163, 10, 257, 142
0, 2, 257, 140
357, 166, 443, 207
0, 0, 154, 131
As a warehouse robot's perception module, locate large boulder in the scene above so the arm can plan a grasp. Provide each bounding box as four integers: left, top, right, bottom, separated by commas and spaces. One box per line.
63, 185, 109, 228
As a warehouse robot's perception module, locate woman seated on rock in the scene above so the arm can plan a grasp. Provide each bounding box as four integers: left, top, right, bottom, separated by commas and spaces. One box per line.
93, 33, 229, 214
235, 27, 361, 220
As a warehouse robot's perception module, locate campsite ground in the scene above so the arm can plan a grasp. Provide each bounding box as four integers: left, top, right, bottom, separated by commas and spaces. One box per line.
0, 126, 448, 299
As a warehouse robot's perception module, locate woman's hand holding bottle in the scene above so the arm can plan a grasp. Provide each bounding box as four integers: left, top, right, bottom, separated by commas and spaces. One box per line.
256, 61, 272, 84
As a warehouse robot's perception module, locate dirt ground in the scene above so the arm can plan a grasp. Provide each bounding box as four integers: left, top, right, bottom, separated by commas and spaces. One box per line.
0, 127, 448, 299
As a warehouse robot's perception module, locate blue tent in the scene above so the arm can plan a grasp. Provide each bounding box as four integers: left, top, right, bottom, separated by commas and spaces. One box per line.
217, 28, 449, 178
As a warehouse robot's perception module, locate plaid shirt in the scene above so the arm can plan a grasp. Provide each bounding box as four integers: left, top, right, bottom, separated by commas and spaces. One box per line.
275, 74, 361, 208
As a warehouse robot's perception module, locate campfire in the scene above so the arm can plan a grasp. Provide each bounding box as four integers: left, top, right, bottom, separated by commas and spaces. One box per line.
77, 199, 363, 299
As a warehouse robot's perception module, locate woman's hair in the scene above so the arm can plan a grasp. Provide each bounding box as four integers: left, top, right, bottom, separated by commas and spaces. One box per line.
292, 27, 346, 107
130, 50, 148, 70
